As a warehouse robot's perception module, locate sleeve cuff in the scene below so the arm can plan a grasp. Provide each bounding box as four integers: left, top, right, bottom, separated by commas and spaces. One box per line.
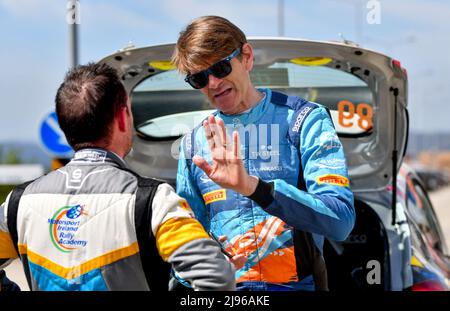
245, 178, 274, 208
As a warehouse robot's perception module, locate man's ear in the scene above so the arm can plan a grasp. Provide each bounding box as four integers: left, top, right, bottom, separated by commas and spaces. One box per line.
241, 43, 254, 72
117, 106, 128, 132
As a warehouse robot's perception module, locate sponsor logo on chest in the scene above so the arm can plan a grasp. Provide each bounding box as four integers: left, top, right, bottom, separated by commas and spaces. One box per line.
202, 189, 227, 205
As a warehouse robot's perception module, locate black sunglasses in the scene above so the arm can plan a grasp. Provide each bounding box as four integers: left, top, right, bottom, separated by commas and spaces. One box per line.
184, 48, 241, 89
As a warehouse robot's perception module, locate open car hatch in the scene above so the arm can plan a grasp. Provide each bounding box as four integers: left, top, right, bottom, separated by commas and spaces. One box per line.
100, 38, 408, 192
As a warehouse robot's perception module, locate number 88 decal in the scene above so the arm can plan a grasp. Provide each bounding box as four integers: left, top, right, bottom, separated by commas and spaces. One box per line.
338, 100, 373, 132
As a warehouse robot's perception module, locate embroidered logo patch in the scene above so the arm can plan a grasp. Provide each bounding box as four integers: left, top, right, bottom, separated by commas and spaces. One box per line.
202, 189, 227, 205
292, 107, 313, 133
316, 174, 349, 187
314, 158, 346, 170
48, 204, 88, 253
314, 131, 341, 158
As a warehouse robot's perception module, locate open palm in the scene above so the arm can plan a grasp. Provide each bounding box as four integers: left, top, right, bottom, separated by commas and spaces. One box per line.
193, 115, 257, 196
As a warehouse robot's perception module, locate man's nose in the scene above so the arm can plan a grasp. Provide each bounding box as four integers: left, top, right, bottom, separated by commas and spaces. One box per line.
207, 73, 223, 89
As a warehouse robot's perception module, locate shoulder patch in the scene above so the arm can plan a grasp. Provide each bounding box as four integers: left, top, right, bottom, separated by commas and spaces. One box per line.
292, 105, 314, 133
288, 100, 318, 148
316, 174, 349, 187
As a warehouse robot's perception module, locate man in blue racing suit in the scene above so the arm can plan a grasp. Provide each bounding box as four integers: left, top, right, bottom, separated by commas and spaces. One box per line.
173, 15, 355, 291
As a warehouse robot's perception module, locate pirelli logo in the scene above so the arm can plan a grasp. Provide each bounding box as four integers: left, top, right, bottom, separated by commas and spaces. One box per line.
316, 174, 349, 187
203, 189, 227, 205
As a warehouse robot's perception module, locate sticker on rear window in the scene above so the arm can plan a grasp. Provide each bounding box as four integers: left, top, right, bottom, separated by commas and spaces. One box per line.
290, 57, 332, 66
337, 100, 373, 132
149, 60, 176, 71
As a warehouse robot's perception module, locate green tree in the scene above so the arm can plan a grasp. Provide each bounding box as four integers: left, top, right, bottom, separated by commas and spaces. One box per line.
4, 149, 22, 164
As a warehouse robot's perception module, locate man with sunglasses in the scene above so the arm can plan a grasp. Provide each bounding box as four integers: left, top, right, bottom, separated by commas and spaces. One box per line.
173, 16, 355, 291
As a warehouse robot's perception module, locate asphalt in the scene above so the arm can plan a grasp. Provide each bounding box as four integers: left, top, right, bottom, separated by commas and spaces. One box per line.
4, 185, 450, 291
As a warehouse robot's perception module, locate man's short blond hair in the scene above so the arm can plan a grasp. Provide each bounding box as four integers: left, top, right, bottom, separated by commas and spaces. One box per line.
172, 16, 247, 74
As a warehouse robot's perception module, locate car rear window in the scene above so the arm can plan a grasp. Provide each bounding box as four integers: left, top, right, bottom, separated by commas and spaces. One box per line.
131, 58, 374, 140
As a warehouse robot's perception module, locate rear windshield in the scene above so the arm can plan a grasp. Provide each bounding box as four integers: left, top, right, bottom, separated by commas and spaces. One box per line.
131, 58, 374, 140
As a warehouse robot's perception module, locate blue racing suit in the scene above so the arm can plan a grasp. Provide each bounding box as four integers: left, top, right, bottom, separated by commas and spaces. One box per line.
177, 88, 355, 291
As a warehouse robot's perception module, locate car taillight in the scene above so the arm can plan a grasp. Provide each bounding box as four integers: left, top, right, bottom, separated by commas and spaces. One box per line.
392, 59, 402, 69
392, 59, 408, 79
412, 280, 448, 291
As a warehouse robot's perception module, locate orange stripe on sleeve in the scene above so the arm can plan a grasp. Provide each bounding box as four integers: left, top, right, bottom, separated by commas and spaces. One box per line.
155, 217, 209, 261
0, 231, 18, 259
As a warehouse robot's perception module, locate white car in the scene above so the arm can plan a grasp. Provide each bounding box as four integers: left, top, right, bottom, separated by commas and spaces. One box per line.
98, 37, 449, 290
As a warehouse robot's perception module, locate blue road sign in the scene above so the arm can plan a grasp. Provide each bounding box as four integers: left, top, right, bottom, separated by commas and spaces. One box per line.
39, 111, 72, 157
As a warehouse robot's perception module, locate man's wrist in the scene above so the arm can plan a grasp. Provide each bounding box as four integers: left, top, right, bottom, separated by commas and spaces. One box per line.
240, 175, 259, 196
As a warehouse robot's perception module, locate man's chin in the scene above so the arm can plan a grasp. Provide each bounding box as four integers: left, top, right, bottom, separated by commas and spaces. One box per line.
212, 99, 237, 114
211, 89, 237, 112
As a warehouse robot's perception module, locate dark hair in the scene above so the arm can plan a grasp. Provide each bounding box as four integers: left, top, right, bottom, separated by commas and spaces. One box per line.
55, 63, 127, 150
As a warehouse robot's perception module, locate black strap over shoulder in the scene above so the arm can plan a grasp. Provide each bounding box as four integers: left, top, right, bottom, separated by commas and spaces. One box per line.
6, 180, 34, 257
113, 166, 174, 290
271, 91, 329, 290
133, 175, 171, 291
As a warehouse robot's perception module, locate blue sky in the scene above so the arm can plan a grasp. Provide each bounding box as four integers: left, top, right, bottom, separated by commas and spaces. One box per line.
1, 0, 449, 142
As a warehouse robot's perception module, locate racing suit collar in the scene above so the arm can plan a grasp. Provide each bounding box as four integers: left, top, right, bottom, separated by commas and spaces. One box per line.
217, 88, 271, 127
70, 148, 129, 169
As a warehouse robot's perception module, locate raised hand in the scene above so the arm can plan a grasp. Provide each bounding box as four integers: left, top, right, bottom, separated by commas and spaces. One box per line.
193, 115, 258, 196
